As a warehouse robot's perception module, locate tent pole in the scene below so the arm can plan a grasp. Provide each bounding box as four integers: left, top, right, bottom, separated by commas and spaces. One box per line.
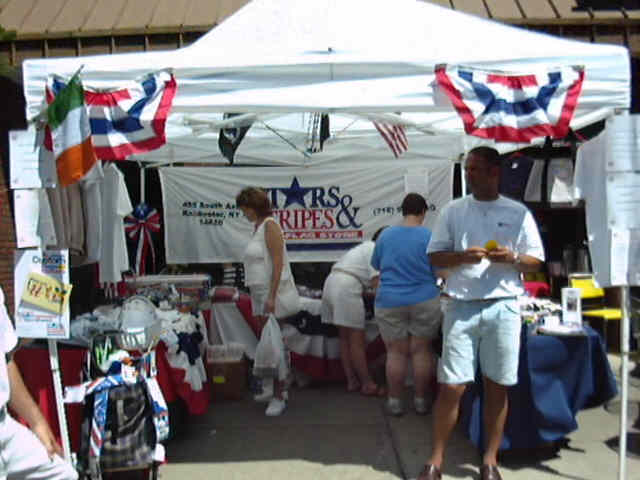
140, 165, 146, 204
48, 339, 72, 463
460, 157, 466, 196
618, 285, 631, 480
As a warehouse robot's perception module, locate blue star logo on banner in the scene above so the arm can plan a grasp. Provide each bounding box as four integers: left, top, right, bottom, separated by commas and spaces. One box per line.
280, 177, 311, 208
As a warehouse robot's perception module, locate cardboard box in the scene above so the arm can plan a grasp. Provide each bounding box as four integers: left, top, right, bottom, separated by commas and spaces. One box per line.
207, 358, 247, 401
206, 344, 248, 401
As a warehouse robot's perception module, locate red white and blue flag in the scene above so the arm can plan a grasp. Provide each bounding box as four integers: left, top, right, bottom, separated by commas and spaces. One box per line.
373, 121, 408, 158
46, 70, 177, 160
434, 64, 584, 143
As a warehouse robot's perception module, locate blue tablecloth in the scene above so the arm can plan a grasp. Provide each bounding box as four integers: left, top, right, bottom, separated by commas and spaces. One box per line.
461, 325, 618, 450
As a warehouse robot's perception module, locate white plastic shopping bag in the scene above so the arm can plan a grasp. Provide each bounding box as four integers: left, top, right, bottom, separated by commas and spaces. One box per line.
253, 315, 288, 381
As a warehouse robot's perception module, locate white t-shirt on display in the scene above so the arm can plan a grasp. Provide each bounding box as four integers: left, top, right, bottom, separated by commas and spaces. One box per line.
99, 164, 133, 284
1, 287, 17, 409
428, 195, 545, 300
332, 241, 378, 286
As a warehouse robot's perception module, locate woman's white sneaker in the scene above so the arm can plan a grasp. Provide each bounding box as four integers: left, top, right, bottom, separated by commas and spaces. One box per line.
385, 397, 404, 416
254, 378, 274, 402
265, 398, 287, 416
414, 397, 432, 415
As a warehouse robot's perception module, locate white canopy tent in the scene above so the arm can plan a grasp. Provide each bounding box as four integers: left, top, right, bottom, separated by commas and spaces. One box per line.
21, 0, 630, 164
18, 1, 635, 478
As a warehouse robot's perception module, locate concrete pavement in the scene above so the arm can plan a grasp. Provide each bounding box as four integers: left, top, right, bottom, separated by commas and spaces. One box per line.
158, 357, 640, 480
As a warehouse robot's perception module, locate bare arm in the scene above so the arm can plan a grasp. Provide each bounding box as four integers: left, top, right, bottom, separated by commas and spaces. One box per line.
431, 246, 542, 273
429, 246, 488, 268
264, 220, 285, 314
7, 357, 63, 458
487, 246, 543, 273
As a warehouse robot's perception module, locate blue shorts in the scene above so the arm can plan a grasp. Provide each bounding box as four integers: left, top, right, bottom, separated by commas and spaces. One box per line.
437, 298, 521, 386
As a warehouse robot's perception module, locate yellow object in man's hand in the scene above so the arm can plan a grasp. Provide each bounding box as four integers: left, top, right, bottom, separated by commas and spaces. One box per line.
484, 240, 499, 251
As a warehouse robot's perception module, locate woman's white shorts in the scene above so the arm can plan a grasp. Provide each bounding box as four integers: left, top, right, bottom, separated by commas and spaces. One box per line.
321, 271, 365, 329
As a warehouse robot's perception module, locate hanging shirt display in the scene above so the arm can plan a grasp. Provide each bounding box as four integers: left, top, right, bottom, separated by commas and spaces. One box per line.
80, 163, 104, 264
37, 189, 57, 247
99, 163, 133, 284
574, 130, 640, 286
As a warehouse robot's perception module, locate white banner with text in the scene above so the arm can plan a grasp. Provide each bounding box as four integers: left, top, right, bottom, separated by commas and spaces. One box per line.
159, 160, 452, 263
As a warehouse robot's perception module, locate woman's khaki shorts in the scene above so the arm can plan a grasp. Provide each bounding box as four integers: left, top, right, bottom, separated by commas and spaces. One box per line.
375, 296, 442, 342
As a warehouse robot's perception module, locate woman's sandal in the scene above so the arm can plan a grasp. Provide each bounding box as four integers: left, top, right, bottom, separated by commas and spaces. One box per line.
346, 380, 362, 393
360, 383, 387, 397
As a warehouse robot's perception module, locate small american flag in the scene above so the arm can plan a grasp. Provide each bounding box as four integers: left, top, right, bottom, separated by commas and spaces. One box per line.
373, 122, 408, 158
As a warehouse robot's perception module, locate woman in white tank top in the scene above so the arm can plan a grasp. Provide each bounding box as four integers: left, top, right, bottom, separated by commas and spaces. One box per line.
236, 187, 300, 417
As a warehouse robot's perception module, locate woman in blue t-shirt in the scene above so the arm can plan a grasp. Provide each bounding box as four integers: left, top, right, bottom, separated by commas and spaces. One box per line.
371, 193, 442, 416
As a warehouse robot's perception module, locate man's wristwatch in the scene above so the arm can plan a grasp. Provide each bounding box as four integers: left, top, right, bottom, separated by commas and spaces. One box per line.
513, 251, 521, 266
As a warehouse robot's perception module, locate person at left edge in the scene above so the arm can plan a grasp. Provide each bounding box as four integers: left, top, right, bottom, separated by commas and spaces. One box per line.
0, 285, 78, 480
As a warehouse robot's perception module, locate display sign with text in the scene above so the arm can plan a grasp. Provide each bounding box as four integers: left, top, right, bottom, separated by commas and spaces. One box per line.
159, 161, 452, 262
14, 249, 71, 339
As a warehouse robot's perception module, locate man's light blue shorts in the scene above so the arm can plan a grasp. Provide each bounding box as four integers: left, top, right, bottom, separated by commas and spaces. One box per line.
437, 297, 521, 386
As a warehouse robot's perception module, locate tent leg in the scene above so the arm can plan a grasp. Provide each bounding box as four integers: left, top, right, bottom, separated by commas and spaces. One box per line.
619, 286, 631, 480
48, 339, 72, 463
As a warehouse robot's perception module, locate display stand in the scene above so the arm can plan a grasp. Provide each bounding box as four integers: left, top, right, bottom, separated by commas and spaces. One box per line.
48, 339, 72, 463
13, 249, 74, 465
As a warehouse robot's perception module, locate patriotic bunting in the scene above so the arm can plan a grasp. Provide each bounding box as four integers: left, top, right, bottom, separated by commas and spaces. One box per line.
124, 203, 161, 276
46, 70, 177, 161
434, 64, 584, 143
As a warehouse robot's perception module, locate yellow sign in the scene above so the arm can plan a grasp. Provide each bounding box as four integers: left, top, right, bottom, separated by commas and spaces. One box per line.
21, 272, 72, 315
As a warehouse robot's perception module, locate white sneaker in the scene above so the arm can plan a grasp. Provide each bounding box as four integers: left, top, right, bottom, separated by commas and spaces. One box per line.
253, 390, 273, 402
253, 379, 274, 402
414, 396, 432, 415
385, 397, 404, 417
265, 398, 287, 416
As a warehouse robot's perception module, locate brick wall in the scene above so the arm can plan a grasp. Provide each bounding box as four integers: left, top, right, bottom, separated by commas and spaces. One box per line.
1, 75, 27, 314
0, 154, 16, 312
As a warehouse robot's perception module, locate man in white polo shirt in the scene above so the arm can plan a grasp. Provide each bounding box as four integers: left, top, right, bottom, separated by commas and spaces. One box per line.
0, 285, 77, 480
418, 147, 545, 480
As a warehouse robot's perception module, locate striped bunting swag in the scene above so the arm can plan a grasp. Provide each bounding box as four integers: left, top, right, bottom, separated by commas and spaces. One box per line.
434, 64, 584, 143
47, 70, 177, 161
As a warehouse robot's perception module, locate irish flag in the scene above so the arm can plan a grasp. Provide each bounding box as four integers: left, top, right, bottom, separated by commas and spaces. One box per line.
46, 75, 97, 186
